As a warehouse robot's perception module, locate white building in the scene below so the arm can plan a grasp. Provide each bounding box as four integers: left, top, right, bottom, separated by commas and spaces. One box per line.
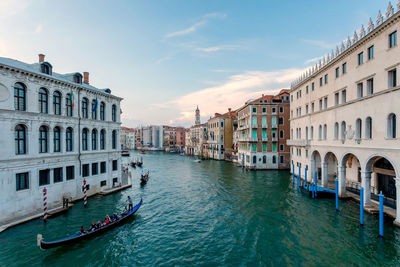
140, 125, 163, 150
0, 54, 122, 223
288, 3, 400, 225
121, 127, 136, 149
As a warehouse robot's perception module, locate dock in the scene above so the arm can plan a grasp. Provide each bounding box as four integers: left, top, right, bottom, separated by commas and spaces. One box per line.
98, 184, 132, 196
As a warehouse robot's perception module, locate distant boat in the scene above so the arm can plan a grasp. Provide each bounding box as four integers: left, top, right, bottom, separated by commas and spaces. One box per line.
121, 150, 130, 157
194, 159, 201, 163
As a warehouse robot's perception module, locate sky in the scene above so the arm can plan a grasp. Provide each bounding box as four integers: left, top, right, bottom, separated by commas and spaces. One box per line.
0, 0, 392, 127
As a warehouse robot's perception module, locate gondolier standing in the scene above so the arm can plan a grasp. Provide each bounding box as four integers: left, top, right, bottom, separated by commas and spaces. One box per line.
127, 196, 133, 210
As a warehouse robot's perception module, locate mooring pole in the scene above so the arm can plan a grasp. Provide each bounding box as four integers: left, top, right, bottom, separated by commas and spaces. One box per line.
312, 182, 315, 199
297, 165, 301, 190
314, 171, 318, 198
335, 178, 339, 211
360, 187, 364, 225
379, 192, 384, 237
305, 166, 308, 186
292, 163, 295, 185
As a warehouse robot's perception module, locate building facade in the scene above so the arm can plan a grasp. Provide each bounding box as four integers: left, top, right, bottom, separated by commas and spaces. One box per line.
0, 54, 122, 223
121, 127, 136, 149
288, 3, 400, 225
185, 106, 208, 156
237, 90, 290, 169
207, 109, 236, 160
163, 126, 186, 153
140, 125, 163, 150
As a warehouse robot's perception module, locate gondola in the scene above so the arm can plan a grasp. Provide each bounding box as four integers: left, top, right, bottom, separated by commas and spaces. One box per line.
37, 198, 142, 250
130, 162, 136, 168
136, 161, 143, 167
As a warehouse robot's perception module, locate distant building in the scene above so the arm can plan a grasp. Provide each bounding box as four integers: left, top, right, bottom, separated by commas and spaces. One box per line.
185, 106, 208, 156
236, 90, 290, 169
207, 109, 236, 160
164, 126, 186, 152
121, 127, 136, 149
140, 125, 163, 150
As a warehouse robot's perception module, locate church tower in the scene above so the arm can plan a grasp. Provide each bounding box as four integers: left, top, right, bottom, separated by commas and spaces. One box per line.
195, 106, 200, 125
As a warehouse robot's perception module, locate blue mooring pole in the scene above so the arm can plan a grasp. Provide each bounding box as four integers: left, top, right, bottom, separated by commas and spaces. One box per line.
379, 192, 384, 237
335, 178, 339, 211
312, 182, 315, 199
314, 171, 318, 198
292, 163, 295, 185
360, 187, 364, 225
297, 166, 301, 190
305, 167, 308, 186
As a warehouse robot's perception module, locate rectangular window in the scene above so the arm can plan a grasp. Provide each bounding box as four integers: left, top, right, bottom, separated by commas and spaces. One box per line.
252, 143, 257, 152
16, 172, 29, 191
82, 164, 89, 177
100, 161, 106, 173
272, 107, 276, 114
100, 180, 107, 187
311, 82, 314, 91
262, 129, 266, 138
335, 92, 339, 106
306, 104, 309, 114
388, 69, 397, 88
279, 144, 284, 151
358, 52, 363, 65
252, 107, 256, 113
272, 143, 277, 152
324, 97, 327, 109
324, 74, 328, 84
279, 117, 284, 125
112, 160, 118, 171
54, 167, 63, 183
357, 83, 363, 98
262, 107, 266, 113
306, 86, 309, 94
66, 166, 74, 180
279, 106, 283, 113
311, 102, 314, 113
262, 143, 267, 151
280, 155, 284, 164
39, 169, 50, 186
368, 45, 374, 60
367, 78, 374, 95
389, 31, 397, 48
342, 62, 347, 74
342, 90, 347, 104
319, 77, 323, 86
335, 67, 339, 78
319, 99, 322, 110
92, 163, 98, 175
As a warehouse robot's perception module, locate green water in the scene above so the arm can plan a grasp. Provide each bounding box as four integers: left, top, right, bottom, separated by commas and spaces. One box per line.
0, 152, 399, 266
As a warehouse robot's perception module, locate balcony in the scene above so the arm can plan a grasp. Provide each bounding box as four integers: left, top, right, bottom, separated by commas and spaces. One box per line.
286, 139, 309, 147
262, 124, 268, 128
271, 137, 278, 142
271, 124, 278, 129
238, 137, 258, 142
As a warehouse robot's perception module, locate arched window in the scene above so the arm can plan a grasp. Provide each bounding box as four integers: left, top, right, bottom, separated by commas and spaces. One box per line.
341, 121, 346, 140
66, 127, 73, 152
318, 125, 322, 140
252, 155, 257, 164
365, 117, 372, 139
100, 102, 105, 121
39, 88, 48, 113
82, 98, 88, 118
66, 93, 73, 116
323, 124, 327, 140
92, 99, 97, 120
305, 127, 308, 141
334, 122, 339, 140
310, 126, 314, 140
82, 128, 89, 151
53, 91, 61, 115
279, 130, 284, 139
15, 124, 26, 155
92, 129, 97, 150
272, 155, 277, 164
112, 104, 117, 122
387, 113, 396, 138
53, 127, 61, 152
14, 82, 26, 111
263, 155, 266, 163
355, 118, 362, 139
112, 130, 117, 149
100, 129, 106, 150
39, 126, 48, 153
290, 129, 293, 139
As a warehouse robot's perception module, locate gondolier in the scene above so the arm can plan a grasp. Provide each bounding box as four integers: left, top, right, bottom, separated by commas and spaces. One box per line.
127, 196, 133, 210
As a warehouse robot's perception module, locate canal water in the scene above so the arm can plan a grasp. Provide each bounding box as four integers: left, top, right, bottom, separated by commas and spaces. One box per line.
1, 152, 400, 266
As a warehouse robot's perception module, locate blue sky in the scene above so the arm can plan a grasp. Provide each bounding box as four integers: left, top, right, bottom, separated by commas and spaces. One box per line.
0, 0, 391, 126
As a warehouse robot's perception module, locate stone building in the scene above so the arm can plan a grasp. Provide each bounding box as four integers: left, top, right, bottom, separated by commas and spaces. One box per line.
185, 106, 208, 156
288, 2, 400, 225
207, 109, 236, 160
0, 54, 122, 223
163, 126, 186, 153
236, 90, 290, 169
121, 126, 136, 149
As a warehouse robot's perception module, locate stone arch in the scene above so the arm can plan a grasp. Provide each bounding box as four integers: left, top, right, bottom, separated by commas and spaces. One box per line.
339, 153, 362, 194
323, 151, 338, 187
310, 150, 322, 182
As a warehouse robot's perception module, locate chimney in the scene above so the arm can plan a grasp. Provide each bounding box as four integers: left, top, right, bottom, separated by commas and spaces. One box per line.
83, 72, 89, 84
38, 54, 45, 63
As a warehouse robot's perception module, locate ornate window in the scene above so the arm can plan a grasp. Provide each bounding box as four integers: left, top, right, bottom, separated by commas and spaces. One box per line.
39, 88, 48, 113
112, 130, 117, 149
53, 126, 61, 152
92, 129, 97, 150
53, 91, 61, 115
82, 97, 88, 118
66, 127, 73, 152
82, 128, 89, 151
100, 102, 105, 121
15, 124, 27, 155
66, 93, 73, 116
355, 119, 362, 139
92, 99, 97, 120
365, 117, 372, 139
39, 126, 48, 153
112, 104, 117, 122
387, 113, 396, 138
14, 82, 26, 111
100, 129, 106, 150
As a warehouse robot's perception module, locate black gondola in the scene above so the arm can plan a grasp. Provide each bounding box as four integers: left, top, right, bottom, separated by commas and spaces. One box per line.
136, 162, 143, 167
37, 198, 142, 250
130, 162, 136, 168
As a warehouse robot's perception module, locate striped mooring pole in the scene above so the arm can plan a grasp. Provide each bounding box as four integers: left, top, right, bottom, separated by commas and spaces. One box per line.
43, 187, 48, 222
83, 178, 87, 207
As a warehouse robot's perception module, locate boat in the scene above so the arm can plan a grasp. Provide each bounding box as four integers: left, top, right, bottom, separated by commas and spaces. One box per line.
194, 159, 201, 163
121, 150, 130, 157
140, 170, 149, 185
37, 198, 142, 250
130, 162, 136, 168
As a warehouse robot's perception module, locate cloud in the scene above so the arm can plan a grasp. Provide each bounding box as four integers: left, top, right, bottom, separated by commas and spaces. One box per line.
0, 0, 31, 19
165, 12, 226, 38
155, 53, 174, 65
304, 56, 324, 65
195, 44, 240, 52
156, 68, 304, 125
35, 24, 43, 33
302, 39, 335, 49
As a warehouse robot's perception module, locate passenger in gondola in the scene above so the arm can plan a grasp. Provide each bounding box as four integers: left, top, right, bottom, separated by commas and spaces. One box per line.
89, 221, 97, 231
97, 220, 102, 228
80, 225, 86, 234
141, 170, 144, 179
111, 213, 118, 221
104, 214, 111, 224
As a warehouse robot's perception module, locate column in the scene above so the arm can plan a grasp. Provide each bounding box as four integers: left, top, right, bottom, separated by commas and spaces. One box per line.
338, 165, 346, 197
321, 162, 328, 187
394, 178, 400, 227
310, 159, 315, 177
361, 171, 372, 205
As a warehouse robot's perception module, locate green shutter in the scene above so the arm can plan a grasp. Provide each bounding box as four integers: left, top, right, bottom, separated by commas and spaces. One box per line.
252, 144, 257, 151
272, 143, 276, 151
262, 143, 266, 151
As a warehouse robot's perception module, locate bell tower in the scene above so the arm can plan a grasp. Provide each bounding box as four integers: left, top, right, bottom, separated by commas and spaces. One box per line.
195, 106, 200, 125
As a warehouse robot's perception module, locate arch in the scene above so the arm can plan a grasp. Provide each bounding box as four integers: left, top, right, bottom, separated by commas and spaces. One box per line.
15, 124, 27, 155
323, 151, 338, 187
91, 99, 97, 120
323, 124, 327, 140
387, 113, 396, 138
341, 121, 346, 140
66, 127, 73, 152
310, 126, 314, 140
365, 117, 372, 139
53, 90, 62, 115
92, 128, 98, 150
66, 93, 73, 116
334, 122, 339, 140
100, 129, 106, 150
355, 118, 362, 139
53, 126, 61, 152
318, 125, 322, 140
340, 153, 362, 190
310, 150, 322, 181
365, 155, 397, 208
39, 87, 48, 113
14, 82, 26, 111
252, 155, 257, 164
